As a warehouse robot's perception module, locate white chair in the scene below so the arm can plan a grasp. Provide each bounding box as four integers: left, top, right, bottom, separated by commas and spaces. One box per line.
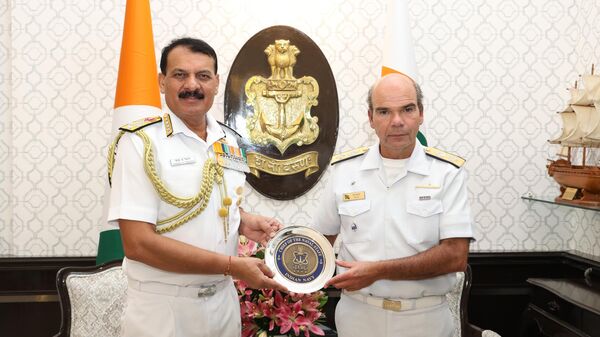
447, 265, 502, 337
54, 260, 127, 337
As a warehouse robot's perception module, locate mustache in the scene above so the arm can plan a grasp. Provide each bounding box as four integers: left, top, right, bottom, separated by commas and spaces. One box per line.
178, 90, 205, 99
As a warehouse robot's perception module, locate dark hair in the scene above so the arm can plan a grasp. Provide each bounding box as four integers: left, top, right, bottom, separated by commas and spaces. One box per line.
367, 79, 423, 113
159, 37, 218, 74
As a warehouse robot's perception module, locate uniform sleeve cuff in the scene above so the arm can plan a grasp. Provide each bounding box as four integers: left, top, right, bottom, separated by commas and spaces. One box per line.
108, 206, 157, 225
440, 214, 473, 240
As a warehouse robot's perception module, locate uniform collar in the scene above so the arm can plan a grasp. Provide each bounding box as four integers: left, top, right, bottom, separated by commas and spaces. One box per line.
163, 109, 225, 145
359, 141, 431, 176
360, 144, 382, 171
406, 142, 431, 176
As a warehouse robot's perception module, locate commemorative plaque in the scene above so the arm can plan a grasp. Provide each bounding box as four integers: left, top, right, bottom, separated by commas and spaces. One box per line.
225, 25, 339, 200
265, 225, 335, 294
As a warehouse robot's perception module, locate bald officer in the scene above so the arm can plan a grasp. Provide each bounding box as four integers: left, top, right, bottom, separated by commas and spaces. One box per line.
312, 73, 473, 337
107, 37, 285, 337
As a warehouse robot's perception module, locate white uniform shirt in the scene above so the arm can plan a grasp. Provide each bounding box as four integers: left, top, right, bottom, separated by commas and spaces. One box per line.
313, 142, 473, 299
107, 111, 246, 286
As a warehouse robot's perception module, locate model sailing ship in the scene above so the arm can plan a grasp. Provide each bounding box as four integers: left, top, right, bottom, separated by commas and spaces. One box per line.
548, 65, 600, 208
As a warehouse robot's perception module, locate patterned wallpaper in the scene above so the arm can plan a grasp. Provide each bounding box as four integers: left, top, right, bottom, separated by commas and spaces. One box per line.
0, 0, 598, 257
0, 1, 9, 254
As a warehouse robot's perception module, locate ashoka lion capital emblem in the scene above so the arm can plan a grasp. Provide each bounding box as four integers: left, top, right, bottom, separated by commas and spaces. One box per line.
245, 39, 320, 154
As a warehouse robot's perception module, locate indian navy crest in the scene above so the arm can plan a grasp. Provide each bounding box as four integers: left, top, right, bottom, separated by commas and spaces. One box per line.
224, 26, 339, 200
245, 39, 320, 155
293, 246, 309, 265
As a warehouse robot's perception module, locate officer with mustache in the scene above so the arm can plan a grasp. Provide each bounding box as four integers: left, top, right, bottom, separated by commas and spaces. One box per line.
107, 37, 285, 337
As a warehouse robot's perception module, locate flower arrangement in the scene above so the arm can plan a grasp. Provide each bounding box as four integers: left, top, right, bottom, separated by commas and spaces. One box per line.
236, 236, 328, 337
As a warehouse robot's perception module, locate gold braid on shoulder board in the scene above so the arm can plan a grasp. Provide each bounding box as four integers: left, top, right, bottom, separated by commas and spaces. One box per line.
106, 116, 226, 235
424, 147, 465, 168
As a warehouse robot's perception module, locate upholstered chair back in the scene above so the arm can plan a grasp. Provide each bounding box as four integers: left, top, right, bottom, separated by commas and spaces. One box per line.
54, 260, 126, 337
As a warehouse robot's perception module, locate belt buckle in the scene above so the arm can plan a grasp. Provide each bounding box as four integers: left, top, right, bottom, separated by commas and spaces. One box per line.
382, 298, 402, 312
197, 284, 216, 297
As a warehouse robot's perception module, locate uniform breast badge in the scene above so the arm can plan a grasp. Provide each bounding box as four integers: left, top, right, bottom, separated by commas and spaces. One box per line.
213, 141, 250, 173
265, 226, 335, 293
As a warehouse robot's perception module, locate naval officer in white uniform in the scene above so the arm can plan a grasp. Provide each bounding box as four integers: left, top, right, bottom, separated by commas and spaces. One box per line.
107, 37, 285, 337
312, 73, 473, 337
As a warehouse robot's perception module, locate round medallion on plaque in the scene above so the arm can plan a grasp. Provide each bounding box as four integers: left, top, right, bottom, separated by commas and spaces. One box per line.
265, 225, 335, 293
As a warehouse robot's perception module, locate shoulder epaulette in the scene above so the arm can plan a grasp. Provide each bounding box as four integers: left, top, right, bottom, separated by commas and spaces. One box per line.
331, 147, 369, 165
424, 147, 465, 168
119, 116, 162, 132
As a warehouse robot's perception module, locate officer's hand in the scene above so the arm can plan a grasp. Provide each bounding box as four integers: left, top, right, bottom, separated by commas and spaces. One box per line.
239, 212, 282, 246
230, 256, 287, 291
325, 260, 378, 292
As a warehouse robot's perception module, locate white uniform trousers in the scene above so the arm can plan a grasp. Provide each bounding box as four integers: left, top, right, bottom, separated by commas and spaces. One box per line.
335, 293, 454, 337
121, 281, 241, 337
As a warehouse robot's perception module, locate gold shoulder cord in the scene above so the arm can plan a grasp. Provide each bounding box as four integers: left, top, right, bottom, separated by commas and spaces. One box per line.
107, 130, 231, 237
107, 130, 126, 187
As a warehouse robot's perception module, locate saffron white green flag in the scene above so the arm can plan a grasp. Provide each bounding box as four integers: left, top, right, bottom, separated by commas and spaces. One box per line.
97, 0, 162, 264
381, 0, 426, 145
381, 0, 418, 80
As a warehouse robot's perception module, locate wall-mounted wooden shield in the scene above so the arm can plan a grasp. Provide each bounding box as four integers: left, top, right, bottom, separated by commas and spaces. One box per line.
225, 25, 339, 200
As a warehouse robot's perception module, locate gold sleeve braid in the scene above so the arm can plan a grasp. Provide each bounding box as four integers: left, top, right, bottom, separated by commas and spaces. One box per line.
107, 130, 225, 234
107, 130, 126, 187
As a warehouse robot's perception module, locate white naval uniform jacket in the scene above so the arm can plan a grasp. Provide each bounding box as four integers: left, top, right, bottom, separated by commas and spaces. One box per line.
313, 142, 473, 299
107, 111, 246, 286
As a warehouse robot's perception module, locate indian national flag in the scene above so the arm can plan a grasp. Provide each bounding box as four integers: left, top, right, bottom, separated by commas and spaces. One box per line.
97, 0, 162, 264
381, 0, 426, 145
381, 0, 418, 80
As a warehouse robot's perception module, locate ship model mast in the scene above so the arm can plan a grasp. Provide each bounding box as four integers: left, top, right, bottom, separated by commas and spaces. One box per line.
547, 64, 600, 207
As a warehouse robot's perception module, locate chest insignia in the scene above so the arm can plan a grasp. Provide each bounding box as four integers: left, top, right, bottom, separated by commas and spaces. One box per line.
415, 184, 440, 189
213, 141, 250, 173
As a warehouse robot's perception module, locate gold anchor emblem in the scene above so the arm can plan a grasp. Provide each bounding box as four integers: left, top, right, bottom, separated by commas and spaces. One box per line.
245, 39, 320, 155
293, 245, 309, 265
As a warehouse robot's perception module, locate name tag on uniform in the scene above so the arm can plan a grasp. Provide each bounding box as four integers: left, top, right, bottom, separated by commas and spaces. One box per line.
343, 191, 365, 201
170, 156, 196, 166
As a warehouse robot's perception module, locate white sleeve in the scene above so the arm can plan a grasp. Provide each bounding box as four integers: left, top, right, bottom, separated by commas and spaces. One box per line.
311, 169, 341, 236
107, 132, 160, 226
439, 166, 474, 240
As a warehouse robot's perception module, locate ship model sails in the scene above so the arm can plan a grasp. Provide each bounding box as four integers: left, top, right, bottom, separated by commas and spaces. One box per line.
548, 65, 600, 207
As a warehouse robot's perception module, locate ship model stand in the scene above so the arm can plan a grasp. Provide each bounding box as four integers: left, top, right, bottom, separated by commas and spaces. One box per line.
547, 65, 600, 208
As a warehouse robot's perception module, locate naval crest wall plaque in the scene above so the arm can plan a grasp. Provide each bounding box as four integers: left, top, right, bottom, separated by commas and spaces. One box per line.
225, 26, 339, 200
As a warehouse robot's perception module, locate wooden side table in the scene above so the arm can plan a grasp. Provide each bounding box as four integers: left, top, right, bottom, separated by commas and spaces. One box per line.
521, 277, 600, 337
